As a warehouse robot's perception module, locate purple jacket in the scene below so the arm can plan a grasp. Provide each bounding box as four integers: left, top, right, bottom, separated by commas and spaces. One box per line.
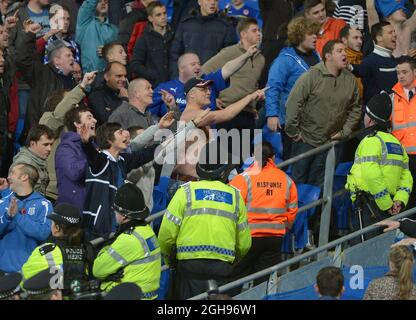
55, 131, 88, 212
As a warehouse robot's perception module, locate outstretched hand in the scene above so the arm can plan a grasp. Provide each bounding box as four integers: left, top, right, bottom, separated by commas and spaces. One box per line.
4, 9, 19, 30
246, 44, 259, 57
160, 89, 176, 109
23, 19, 42, 34
81, 71, 98, 87
374, 220, 400, 233
158, 111, 175, 128
250, 88, 266, 102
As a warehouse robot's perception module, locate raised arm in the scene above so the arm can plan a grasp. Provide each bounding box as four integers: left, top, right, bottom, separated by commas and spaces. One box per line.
200, 89, 265, 126
221, 44, 259, 80
404, 5, 416, 32
366, 0, 379, 30
15, 21, 42, 87
76, 0, 99, 28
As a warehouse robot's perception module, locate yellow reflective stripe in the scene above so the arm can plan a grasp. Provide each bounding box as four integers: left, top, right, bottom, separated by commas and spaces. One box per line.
355, 156, 408, 168
184, 207, 238, 222
165, 210, 182, 226
242, 172, 252, 206
44, 252, 57, 268
374, 134, 388, 161
286, 174, 291, 202
130, 252, 161, 265
132, 230, 151, 256
393, 121, 416, 130
182, 183, 192, 210
238, 221, 248, 231
249, 223, 286, 230
354, 156, 380, 164
234, 188, 240, 215
107, 247, 129, 266
249, 207, 287, 214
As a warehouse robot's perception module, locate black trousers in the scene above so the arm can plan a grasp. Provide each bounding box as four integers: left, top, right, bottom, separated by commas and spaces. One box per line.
172, 259, 233, 300
225, 236, 283, 296
406, 154, 416, 211
232, 236, 283, 278
352, 192, 391, 243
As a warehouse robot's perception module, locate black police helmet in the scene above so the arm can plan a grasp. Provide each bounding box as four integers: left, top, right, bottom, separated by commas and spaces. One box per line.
112, 183, 150, 220
196, 141, 237, 181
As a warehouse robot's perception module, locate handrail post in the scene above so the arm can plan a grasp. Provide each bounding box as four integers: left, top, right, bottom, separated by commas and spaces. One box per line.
317, 144, 336, 259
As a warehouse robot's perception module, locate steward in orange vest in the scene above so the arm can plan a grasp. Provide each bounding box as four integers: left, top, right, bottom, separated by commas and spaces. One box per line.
391, 56, 416, 209
229, 141, 298, 278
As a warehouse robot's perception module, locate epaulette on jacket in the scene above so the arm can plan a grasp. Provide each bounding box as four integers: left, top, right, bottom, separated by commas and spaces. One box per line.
123, 227, 135, 235
39, 243, 56, 256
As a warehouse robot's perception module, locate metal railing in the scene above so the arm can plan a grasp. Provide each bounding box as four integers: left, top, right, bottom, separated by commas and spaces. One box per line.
274, 127, 372, 254
188, 205, 416, 300
143, 127, 375, 290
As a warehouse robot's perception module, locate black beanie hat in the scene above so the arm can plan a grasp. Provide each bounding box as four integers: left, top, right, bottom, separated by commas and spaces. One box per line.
112, 183, 149, 220
365, 92, 392, 123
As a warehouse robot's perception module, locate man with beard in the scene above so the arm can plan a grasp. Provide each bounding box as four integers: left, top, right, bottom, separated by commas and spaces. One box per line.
340, 25, 364, 101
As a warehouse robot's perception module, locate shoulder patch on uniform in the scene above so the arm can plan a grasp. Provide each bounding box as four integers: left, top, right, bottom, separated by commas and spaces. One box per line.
195, 189, 233, 205
386, 142, 403, 156
39, 244, 56, 255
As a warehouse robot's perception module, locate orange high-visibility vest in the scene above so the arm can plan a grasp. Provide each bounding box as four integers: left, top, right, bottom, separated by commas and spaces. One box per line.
391, 81, 416, 155
230, 159, 298, 237
316, 17, 346, 57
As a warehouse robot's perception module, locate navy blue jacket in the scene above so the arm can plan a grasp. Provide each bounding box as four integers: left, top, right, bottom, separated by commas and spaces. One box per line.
169, 11, 237, 78
82, 142, 156, 239
352, 45, 397, 105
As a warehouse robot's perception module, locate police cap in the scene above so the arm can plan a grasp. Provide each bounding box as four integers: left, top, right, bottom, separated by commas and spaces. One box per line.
112, 183, 150, 220
47, 203, 81, 226
365, 92, 392, 124
196, 141, 237, 181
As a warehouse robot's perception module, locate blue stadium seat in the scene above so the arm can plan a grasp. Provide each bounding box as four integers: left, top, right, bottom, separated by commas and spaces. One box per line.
282, 184, 321, 253
332, 162, 353, 231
